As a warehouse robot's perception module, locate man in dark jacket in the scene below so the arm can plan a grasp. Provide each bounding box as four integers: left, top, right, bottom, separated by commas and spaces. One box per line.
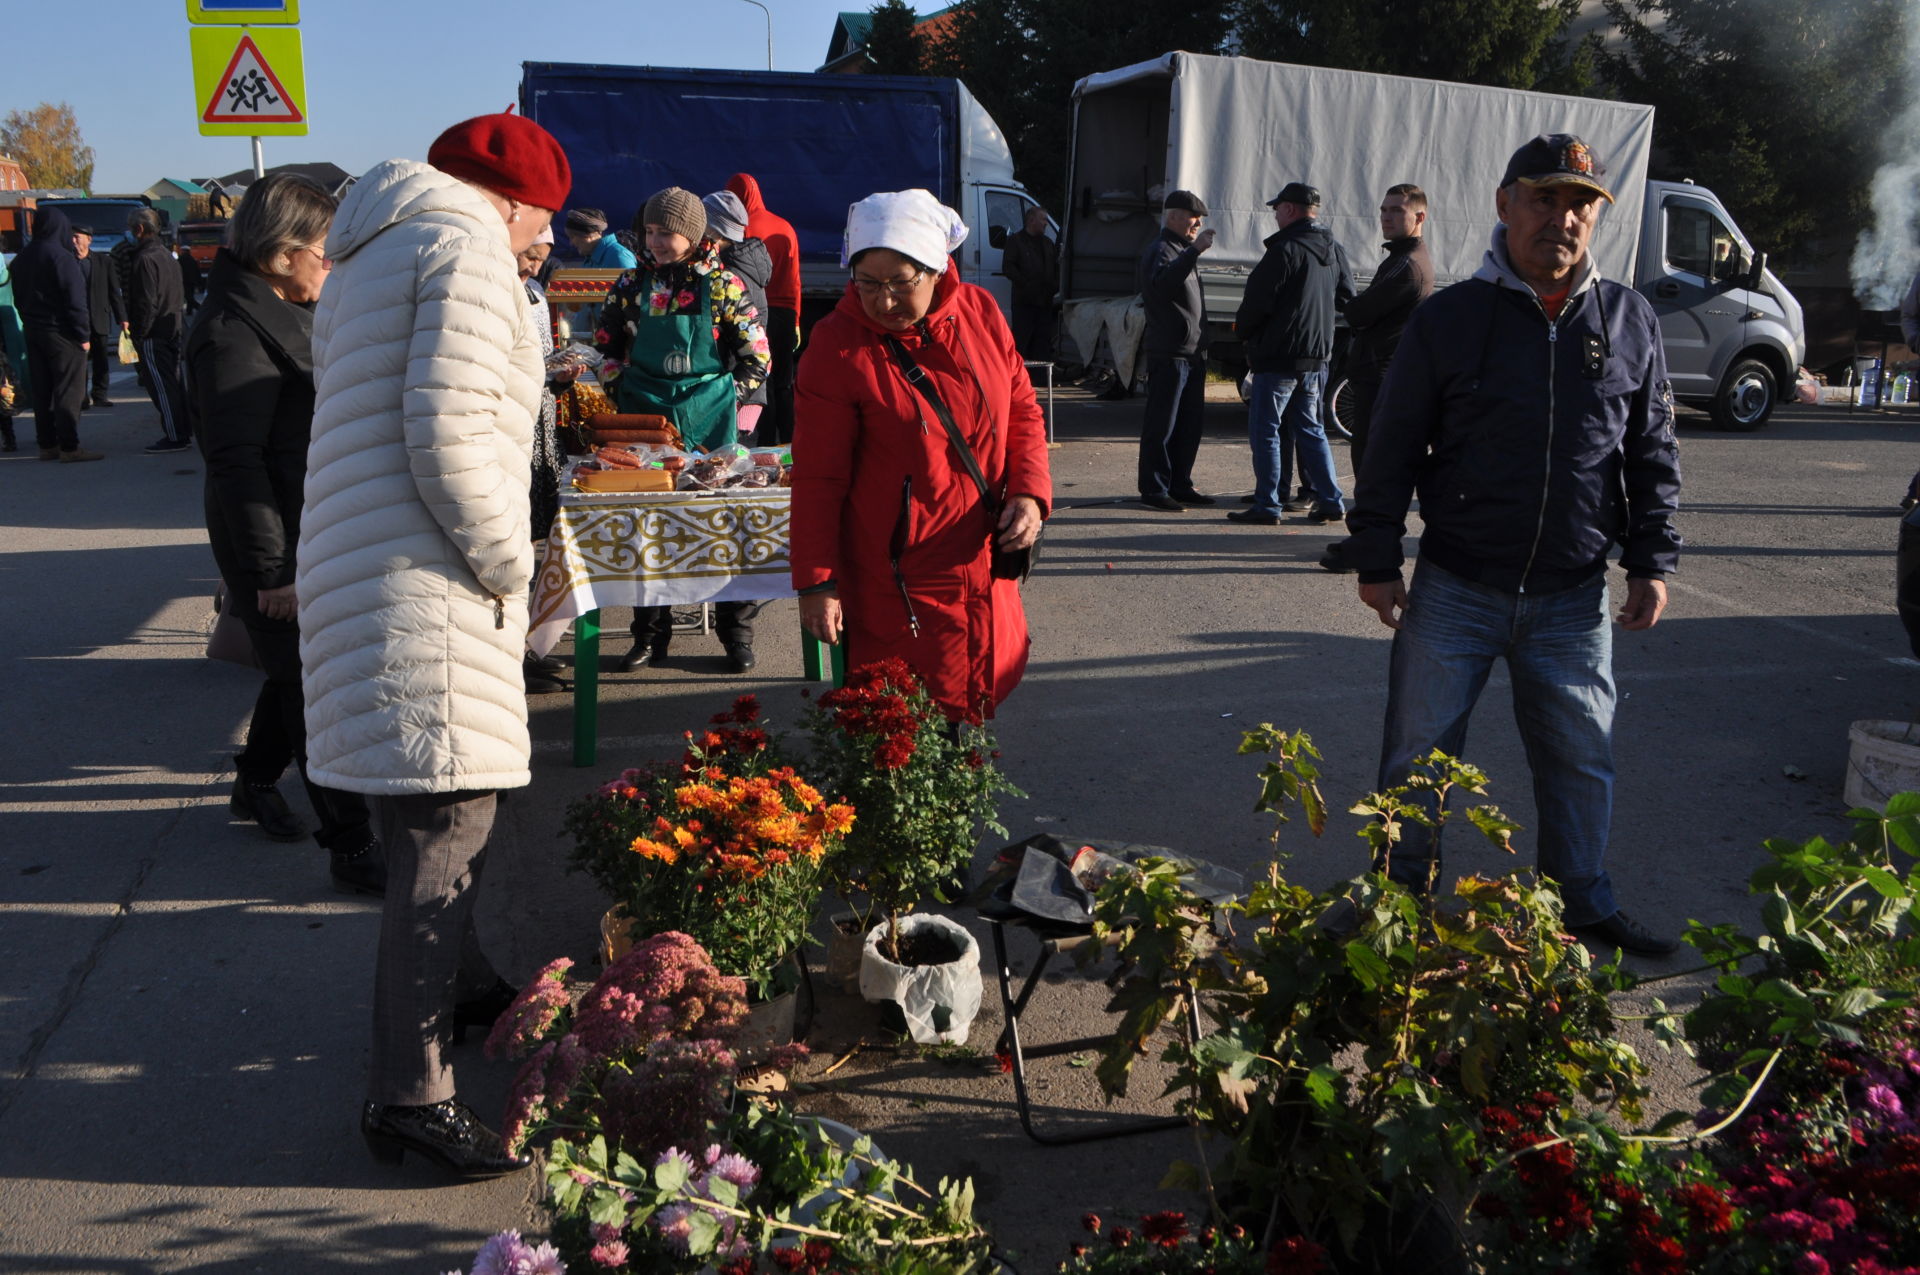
1002, 205, 1058, 362
1321, 184, 1435, 573
72, 228, 125, 408
1228, 182, 1355, 527
10, 205, 102, 462
1135, 190, 1217, 511
1346, 134, 1684, 957
124, 209, 191, 453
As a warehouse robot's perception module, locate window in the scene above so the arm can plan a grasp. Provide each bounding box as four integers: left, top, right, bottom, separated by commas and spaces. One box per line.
1665, 203, 1743, 282
985, 191, 1030, 241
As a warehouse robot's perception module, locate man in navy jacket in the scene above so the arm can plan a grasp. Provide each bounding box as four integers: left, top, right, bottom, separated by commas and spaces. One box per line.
10, 206, 102, 461
1344, 134, 1684, 957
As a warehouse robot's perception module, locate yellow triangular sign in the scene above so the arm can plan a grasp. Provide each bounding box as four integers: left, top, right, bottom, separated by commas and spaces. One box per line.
202, 35, 304, 125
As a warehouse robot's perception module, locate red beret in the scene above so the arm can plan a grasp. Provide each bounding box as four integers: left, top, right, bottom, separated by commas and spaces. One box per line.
428, 113, 572, 213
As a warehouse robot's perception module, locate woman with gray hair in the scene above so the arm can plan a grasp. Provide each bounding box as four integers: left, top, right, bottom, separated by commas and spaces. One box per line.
185, 170, 384, 896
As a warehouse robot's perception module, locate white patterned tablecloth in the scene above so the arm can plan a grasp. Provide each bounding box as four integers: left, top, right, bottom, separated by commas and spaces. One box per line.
528, 488, 795, 656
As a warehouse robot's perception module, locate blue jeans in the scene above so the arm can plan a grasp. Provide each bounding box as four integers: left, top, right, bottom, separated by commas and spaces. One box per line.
1376, 561, 1620, 926
1247, 370, 1340, 516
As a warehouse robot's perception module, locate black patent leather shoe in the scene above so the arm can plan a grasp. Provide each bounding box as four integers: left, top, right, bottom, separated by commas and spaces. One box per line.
230, 771, 307, 842
451, 978, 518, 1046
361, 1098, 529, 1179
330, 837, 387, 897
617, 639, 670, 672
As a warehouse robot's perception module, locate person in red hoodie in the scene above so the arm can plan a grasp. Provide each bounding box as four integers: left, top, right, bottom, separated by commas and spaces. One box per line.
727, 172, 801, 444
792, 189, 1051, 721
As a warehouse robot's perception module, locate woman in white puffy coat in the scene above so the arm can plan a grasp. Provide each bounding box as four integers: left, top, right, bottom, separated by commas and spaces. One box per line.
297, 113, 570, 1180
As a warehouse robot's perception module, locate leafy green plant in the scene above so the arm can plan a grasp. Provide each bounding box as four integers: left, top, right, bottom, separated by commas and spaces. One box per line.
804, 658, 1020, 961
1082, 730, 1647, 1264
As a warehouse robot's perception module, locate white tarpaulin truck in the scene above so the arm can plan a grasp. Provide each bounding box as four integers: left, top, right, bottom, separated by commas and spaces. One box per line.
1063, 51, 1806, 430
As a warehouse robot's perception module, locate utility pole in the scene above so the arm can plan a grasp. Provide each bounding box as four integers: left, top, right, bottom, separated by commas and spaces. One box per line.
736, 0, 774, 70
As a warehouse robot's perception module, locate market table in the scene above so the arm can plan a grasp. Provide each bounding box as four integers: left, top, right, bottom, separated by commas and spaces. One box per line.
528, 486, 843, 766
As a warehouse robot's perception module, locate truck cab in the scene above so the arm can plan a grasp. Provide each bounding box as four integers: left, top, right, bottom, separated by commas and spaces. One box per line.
1635, 180, 1803, 431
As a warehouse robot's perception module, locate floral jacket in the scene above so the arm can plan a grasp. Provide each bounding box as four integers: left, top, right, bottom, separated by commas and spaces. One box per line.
594, 243, 771, 403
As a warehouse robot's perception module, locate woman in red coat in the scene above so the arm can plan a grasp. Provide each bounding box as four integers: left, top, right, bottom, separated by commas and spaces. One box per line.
792, 189, 1051, 721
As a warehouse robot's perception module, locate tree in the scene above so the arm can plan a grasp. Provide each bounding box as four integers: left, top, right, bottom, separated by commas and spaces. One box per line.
866, 0, 925, 75
1600, 0, 1909, 263
0, 102, 95, 191
1233, 0, 1598, 93
924, 0, 1235, 211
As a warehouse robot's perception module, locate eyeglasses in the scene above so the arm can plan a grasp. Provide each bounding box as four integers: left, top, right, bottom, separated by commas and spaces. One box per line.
850, 270, 928, 299
298, 244, 332, 269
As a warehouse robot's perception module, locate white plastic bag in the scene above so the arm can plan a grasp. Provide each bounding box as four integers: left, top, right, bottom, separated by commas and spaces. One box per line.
858, 914, 982, 1044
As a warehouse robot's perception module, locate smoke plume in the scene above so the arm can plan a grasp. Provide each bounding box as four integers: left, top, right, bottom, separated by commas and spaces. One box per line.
1852, 15, 1920, 310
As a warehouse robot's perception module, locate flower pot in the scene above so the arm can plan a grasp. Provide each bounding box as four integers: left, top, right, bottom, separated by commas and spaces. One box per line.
600, 904, 636, 965
824, 911, 865, 993
858, 913, 982, 1044
736, 953, 806, 1056
1845, 719, 1920, 813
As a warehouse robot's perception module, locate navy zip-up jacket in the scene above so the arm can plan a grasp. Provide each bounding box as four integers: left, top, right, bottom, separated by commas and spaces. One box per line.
1235, 219, 1355, 373
12, 206, 91, 342
1346, 227, 1681, 594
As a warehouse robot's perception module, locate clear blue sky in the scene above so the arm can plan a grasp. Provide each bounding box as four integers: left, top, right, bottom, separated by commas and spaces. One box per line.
5, 0, 859, 192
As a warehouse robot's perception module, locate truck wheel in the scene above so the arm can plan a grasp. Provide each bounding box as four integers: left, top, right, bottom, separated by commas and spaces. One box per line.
1710, 359, 1776, 432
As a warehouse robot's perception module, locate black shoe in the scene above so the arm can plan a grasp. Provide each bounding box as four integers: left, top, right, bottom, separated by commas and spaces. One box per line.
523, 654, 571, 695
724, 641, 757, 673
361, 1098, 530, 1179
1567, 910, 1680, 957
526, 651, 566, 673
1318, 541, 1356, 574
451, 978, 518, 1046
618, 639, 669, 672
1303, 503, 1345, 525
1139, 493, 1184, 511
144, 437, 191, 454
91, 396, 114, 408
230, 771, 307, 842
330, 837, 387, 897
1226, 507, 1279, 526
0, 430, 15, 453
1280, 496, 1314, 513
1170, 489, 1217, 506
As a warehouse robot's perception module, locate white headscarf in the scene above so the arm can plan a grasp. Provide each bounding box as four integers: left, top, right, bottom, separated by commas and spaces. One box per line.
841, 189, 968, 273
534, 225, 554, 246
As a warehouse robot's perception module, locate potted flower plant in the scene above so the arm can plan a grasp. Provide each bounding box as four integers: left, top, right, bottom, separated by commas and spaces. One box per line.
563, 697, 854, 1003
485, 931, 995, 1274
805, 658, 1019, 1041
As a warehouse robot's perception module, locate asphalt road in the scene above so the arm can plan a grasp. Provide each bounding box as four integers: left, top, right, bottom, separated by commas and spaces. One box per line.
1, 369, 1914, 1272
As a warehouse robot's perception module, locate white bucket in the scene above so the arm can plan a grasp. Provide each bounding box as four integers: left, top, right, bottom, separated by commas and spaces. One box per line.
1844, 720, 1920, 813
858, 914, 982, 1044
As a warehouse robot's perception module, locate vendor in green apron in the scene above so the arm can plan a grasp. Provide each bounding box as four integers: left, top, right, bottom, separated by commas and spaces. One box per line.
595, 186, 772, 674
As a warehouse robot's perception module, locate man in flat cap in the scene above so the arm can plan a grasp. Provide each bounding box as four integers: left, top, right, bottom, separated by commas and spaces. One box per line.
1229, 181, 1354, 527
1135, 190, 1217, 511
1344, 134, 1684, 958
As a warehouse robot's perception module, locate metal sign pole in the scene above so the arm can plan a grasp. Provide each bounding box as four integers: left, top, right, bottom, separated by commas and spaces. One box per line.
251, 136, 265, 179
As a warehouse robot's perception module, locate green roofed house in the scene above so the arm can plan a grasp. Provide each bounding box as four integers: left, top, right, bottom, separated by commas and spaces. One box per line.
819, 5, 961, 73
141, 178, 206, 229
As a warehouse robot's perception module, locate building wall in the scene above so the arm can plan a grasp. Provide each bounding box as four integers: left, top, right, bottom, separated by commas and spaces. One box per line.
0, 158, 28, 192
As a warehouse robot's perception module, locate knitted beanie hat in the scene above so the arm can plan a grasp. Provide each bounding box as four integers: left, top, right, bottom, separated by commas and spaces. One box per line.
641, 187, 708, 246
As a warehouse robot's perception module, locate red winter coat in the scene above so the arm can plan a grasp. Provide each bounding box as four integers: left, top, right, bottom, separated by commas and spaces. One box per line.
791, 268, 1052, 720
726, 173, 801, 314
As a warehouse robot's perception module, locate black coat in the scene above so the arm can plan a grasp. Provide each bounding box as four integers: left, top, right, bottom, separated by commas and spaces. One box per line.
186, 250, 315, 630
1235, 219, 1355, 373
1341, 235, 1432, 380
11, 206, 90, 342
127, 235, 185, 344
1002, 229, 1058, 309
83, 253, 125, 336
1138, 228, 1207, 358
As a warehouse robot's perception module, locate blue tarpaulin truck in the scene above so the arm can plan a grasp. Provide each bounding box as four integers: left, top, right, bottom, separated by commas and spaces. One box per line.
519, 62, 1045, 323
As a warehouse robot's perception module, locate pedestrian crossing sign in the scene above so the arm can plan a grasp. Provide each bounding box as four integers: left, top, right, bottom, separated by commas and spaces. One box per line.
191, 26, 308, 136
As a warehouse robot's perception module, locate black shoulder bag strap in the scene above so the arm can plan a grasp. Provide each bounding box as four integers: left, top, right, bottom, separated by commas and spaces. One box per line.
881, 334, 996, 514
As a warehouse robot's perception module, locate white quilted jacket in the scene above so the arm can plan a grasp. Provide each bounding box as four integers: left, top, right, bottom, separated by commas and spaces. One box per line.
298, 160, 542, 795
